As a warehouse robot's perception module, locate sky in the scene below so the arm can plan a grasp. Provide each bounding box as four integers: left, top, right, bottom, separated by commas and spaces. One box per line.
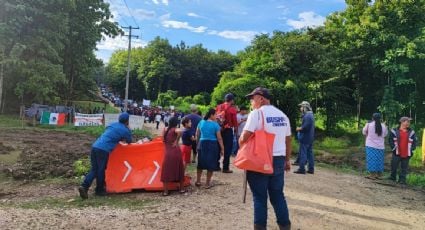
96, 0, 347, 63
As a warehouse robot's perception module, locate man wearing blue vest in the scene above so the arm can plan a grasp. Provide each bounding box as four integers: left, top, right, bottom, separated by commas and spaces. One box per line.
78, 113, 132, 199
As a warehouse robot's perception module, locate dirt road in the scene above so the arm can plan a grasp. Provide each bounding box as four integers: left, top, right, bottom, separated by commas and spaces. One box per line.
1, 123, 425, 230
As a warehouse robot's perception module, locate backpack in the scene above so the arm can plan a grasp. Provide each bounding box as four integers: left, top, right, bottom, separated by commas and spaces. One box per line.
216, 103, 231, 128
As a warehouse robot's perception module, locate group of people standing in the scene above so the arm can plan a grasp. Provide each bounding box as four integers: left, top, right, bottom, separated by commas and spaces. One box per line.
160, 94, 240, 193
78, 84, 418, 230
362, 114, 417, 184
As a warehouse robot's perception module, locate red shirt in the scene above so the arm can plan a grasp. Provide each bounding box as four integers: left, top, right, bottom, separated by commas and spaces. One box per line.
398, 129, 409, 158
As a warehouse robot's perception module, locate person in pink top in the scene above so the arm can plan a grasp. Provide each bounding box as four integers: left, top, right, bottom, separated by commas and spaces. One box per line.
362, 113, 388, 179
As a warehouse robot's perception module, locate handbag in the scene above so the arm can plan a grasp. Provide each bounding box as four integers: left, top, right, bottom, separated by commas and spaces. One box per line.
234, 110, 275, 174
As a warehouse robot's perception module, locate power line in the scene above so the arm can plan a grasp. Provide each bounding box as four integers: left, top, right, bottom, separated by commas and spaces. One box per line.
120, 15, 130, 27
122, 0, 140, 27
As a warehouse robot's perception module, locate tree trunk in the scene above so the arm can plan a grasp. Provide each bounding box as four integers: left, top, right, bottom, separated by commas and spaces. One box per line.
356, 97, 362, 130
67, 64, 75, 106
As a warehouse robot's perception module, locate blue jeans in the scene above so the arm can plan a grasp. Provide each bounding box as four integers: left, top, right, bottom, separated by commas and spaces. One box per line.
299, 143, 314, 172
221, 128, 234, 171
81, 148, 109, 193
247, 156, 290, 227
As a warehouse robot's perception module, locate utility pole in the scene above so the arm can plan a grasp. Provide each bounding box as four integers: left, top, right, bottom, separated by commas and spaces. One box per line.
122, 26, 139, 112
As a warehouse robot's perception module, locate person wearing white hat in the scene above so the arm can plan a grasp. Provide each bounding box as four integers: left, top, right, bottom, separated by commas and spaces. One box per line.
294, 101, 315, 174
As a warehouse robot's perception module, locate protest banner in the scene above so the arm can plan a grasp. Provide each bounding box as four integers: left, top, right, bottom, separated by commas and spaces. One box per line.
104, 113, 145, 130
74, 113, 103, 126
142, 99, 151, 106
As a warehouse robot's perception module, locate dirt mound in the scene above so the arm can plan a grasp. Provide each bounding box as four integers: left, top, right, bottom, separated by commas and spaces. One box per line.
0, 128, 94, 179
0, 142, 14, 154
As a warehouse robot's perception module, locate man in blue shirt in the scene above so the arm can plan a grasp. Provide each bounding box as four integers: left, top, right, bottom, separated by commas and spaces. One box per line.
294, 101, 315, 174
79, 113, 132, 199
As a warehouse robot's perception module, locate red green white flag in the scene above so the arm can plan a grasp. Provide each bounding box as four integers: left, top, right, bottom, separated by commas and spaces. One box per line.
40, 112, 66, 125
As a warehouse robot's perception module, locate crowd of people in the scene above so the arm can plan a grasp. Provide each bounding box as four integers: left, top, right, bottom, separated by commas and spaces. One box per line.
78, 85, 418, 230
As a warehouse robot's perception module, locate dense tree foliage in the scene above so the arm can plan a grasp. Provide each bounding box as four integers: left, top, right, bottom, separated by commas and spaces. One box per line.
0, 0, 120, 112
212, 0, 425, 132
105, 38, 238, 101
2, 0, 424, 134
104, 0, 425, 132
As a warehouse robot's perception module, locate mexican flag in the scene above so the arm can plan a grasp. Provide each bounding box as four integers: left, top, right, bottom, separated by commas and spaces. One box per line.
40, 112, 66, 126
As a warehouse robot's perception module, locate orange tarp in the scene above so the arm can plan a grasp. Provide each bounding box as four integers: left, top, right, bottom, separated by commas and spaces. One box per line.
105, 137, 191, 193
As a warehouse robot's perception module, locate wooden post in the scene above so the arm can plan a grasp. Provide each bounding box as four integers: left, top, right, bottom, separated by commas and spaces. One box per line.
20, 105, 24, 128
242, 171, 247, 203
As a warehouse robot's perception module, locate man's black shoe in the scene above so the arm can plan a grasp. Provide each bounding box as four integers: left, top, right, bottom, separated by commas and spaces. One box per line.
307, 170, 314, 174
95, 191, 107, 196
293, 170, 306, 174
222, 170, 233, 173
78, 186, 88, 200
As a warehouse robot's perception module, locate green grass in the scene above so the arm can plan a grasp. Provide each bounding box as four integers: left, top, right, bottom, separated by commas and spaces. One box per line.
316, 137, 350, 150
407, 173, 425, 188
0, 115, 25, 127
3, 196, 153, 210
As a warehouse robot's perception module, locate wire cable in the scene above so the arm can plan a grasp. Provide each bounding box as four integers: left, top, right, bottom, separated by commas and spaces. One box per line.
122, 0, 140, 27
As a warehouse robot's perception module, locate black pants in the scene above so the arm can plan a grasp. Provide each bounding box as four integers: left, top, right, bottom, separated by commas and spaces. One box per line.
390, 154, 410, 183
221, 128, 234, 171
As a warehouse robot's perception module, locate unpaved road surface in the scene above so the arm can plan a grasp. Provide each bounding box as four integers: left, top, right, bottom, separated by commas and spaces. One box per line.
0, 123, 425, 230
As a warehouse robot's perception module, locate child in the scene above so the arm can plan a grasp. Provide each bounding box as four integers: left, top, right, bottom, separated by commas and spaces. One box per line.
180, 117, 194, 173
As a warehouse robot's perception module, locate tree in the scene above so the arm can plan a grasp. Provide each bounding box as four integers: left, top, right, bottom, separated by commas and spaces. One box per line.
62, 0, 121, 103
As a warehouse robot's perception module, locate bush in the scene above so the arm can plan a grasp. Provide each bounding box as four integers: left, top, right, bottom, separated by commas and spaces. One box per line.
73, 157, 90, 177
410, 148, 424, 168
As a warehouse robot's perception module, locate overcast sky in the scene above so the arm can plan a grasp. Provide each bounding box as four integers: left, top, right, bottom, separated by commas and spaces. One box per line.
96, 0, 346, 63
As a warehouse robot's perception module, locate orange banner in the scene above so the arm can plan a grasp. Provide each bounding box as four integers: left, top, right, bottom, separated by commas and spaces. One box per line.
106, 137, 191, 193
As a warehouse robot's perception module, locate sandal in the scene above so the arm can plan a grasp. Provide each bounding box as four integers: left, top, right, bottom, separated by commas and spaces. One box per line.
162, 191, 170, 196
195, 182, 201, 187
179, 189, 187, 194
205, 183, 214, 189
